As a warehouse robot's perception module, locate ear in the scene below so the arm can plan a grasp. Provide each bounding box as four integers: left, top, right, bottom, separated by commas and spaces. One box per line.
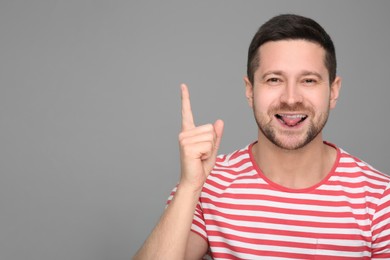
244, 76, 254, 108
329, 76, 341, 110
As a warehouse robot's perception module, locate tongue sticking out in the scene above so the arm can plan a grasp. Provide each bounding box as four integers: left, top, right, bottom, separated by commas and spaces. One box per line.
278, 114, 307, 127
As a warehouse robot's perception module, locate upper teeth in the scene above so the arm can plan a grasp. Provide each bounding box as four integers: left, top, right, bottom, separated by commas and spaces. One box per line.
280, 114, 306, 118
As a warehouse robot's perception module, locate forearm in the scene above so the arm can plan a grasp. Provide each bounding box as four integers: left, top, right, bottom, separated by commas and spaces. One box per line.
133, 84, 223, 259
133, 183, 201, 260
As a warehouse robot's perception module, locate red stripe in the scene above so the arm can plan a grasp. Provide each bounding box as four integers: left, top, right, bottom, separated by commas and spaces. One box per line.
201, 190, 376, 219
165, 143, 390, 258
208, 229, 370, 252
203, 207, 371, 233
205, 218, 371, 241
210, 241, 371, 259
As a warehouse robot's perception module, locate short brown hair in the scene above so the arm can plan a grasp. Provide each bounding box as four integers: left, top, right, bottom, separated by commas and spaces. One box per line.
247, 14, 337, 85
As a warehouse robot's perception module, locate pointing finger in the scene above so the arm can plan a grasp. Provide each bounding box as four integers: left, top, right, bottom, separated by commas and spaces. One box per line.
181, 84, 195, 131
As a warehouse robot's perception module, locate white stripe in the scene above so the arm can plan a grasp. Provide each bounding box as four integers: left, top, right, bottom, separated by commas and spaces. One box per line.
217, 185, 378, 205
202, 192, 374, 215
209, 235, 371, 257
372, 223, 390, 241
191, 223, 206, 238
213, 161, 254, 176
204, 214, 372, 236
224, 152, 250, 166
202, 202, 371, 227
339, 155, 383, 172
186, 145, 390, 258
207, 169, 257, 186
207, 225, 369, 247
211, 246, 294, 260
319, 184, 384, 195
336, 166, 388, 180
329, 174, 389, 186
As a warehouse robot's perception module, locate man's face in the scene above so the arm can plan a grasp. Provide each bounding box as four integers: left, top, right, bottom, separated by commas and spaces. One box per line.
245, 40, 341, 150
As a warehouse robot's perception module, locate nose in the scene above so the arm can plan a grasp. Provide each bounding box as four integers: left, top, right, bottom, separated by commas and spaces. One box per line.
279, 81, 303, 105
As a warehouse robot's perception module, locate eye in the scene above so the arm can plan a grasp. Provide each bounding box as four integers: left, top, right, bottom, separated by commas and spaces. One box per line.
266, 77, 282, 85
302, 78, 317, 85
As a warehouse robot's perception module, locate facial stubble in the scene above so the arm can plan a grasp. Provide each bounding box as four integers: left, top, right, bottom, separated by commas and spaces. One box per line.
253, 101, 330, 150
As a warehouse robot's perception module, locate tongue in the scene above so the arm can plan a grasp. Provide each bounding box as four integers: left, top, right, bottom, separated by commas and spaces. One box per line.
282, 116, 302, 126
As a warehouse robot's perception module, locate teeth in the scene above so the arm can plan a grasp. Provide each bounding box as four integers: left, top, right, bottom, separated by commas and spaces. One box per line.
279, 114, 306, 118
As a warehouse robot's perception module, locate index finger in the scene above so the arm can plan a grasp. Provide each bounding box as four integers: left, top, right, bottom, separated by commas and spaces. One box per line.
181, 83, 195, 131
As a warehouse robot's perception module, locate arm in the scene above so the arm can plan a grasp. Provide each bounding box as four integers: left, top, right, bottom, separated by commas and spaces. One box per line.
133, 84, 224, 260
185, 232, 209, 260
133, 183, 207, 260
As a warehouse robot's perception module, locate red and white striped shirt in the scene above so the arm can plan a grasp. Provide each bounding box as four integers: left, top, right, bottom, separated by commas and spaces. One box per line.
168, 142, 390, 259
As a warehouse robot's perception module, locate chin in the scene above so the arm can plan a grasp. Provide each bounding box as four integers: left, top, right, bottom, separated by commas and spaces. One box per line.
273, 139, 308, 150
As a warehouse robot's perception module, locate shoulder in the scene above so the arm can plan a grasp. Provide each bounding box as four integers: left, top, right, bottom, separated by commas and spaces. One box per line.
212, 142, 258, 174
333, 145, 390, 194
214, 143, 253, 168
337, 147, 389, 180
204, 143, 258, 188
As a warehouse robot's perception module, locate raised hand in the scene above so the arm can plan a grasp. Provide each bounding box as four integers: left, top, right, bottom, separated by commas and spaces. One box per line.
178, 84, 224, 191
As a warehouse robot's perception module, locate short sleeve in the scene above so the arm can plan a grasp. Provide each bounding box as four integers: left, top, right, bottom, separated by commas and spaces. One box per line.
371, 182, 390, 258
191, 200, 207, 241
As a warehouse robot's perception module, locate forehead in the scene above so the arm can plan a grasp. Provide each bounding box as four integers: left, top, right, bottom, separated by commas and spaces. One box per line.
257, 40, 327, 75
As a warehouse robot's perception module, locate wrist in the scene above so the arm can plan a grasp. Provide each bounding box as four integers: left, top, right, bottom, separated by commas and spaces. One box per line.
177, 180, 204, 198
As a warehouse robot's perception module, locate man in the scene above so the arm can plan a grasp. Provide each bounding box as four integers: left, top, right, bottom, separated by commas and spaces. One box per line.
134, 14, 390, 259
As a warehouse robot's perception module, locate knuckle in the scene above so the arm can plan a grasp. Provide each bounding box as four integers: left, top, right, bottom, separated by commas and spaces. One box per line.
208, 141, 214, 150
178, 132, 185, 142
179, 137, 189, 147
205, 124, 214, 131
206, 133, 214, 141
178, 131, 191, 143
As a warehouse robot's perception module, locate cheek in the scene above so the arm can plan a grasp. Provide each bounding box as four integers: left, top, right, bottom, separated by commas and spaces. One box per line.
309, 100, 331, 119
318, 93, 332, 109
306, 90, 331, 109
253, 91, 272, 112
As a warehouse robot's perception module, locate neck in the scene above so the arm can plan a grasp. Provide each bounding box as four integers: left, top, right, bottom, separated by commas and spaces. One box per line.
253, 133, 336, 189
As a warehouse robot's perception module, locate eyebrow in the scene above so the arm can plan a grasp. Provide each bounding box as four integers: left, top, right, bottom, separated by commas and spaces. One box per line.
261, 71, 283, 80
261, 70, 323, 80
301, 71, 323, 80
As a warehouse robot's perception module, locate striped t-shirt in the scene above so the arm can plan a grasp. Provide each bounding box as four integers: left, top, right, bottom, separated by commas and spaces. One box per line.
169, 142, 390, 259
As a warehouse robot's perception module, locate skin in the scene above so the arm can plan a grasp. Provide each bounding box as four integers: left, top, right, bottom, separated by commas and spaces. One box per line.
244, 40, 341, 189
133, 39, 341, 259
133, 84, 223, 259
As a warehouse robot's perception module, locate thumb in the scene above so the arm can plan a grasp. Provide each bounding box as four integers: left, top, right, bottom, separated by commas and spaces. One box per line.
213, 119, 224, 155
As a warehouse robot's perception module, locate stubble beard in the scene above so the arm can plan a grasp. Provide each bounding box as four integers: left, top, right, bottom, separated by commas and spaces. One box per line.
254, 102, 330, 150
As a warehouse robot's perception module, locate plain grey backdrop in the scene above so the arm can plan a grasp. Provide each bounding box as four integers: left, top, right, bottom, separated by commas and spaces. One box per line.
1, 1, 389, 259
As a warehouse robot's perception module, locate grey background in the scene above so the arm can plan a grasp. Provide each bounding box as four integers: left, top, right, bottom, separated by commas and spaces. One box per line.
1, 1, 389, 259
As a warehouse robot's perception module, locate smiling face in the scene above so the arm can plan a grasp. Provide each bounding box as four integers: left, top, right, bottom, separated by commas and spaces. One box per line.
245, 40, 341, 150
